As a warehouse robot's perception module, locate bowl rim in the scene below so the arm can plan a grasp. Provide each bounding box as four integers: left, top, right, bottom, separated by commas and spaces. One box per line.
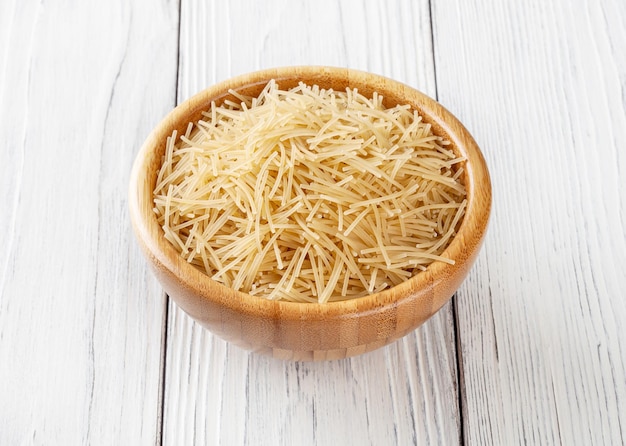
129, 65, 491, 321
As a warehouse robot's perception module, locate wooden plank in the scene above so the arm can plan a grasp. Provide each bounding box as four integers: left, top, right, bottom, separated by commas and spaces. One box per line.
162, 0, 461, 444
0, 0, 178, 443
432, 0, 626, 443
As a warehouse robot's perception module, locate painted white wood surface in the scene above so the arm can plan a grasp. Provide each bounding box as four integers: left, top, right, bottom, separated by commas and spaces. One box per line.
1, 0, 625, 445
161, 1, 461, 445
432, 0, 626, 444
0, 0, 178, 444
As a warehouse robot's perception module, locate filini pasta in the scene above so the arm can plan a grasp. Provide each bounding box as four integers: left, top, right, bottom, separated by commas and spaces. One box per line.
153, 80, 467, 303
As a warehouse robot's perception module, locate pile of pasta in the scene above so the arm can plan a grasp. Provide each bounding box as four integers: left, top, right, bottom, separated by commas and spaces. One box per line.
153, 81, 467, 303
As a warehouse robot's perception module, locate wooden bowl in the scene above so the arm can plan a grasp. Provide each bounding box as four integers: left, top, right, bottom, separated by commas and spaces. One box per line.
129, 66, 491, 361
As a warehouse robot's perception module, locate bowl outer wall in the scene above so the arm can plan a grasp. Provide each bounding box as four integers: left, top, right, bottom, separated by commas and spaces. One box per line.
128, 66, 492, 360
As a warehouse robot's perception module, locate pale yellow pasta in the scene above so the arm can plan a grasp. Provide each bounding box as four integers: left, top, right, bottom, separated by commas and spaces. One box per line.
153, 80, 466, 303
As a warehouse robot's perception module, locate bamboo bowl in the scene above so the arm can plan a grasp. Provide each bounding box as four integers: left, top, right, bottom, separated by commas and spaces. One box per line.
129, 66, 491, 361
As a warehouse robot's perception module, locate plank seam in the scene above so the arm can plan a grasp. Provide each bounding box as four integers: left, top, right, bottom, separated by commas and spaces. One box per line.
452, 297, 467, 446
428, 1, 465, 444
156, 295, 170, 446
427, 0, 439, 101
158, 1, 183, 445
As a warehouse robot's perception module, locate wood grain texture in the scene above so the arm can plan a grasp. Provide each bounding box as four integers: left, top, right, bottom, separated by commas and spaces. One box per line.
4, 0, 623, 443
162, 0, 462, 443
432, 0, 626, 444
164, 305, 460, 445
0, 0, 178, 443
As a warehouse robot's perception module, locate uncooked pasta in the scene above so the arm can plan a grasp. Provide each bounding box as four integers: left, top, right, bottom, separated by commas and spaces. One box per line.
153, 80, 466, 303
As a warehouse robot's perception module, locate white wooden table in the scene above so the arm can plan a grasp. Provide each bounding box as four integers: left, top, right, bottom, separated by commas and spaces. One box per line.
1, 0, 625, 444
